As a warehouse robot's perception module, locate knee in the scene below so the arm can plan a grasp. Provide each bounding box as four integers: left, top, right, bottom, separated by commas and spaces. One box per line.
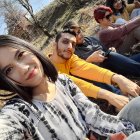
133, 26, 140, 36
108, 52, 119, 60
129, 96, 140, 110
127, 131, 140, 140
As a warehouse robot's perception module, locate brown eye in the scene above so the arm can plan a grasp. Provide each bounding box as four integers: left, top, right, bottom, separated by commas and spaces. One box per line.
5, 67, 13, 75
18, 51, 25, 60
63, 39, 69, 44
72, 42, 76, 48
76, 30, 81, 35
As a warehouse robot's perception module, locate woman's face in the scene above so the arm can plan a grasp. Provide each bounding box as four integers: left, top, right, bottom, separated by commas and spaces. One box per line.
100, 11, 112, 26
0, 46, 44, 87
113, 0, 123, 10
72, 27, 84, 45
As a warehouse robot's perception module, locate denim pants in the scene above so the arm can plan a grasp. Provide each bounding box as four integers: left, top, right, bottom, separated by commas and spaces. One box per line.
118, 96, 140, 131
100, 52, 140, 77
92, 81, 121, 95
127, 131, 140, 140
130, 8, 140, 19
112, 96, 140, 139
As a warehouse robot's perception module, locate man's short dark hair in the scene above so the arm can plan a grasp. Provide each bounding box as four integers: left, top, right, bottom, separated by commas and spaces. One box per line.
55, 29, 77, 42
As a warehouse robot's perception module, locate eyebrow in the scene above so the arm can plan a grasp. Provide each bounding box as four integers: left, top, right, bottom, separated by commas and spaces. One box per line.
1, 49, 20, 73
63, 37, 76, 43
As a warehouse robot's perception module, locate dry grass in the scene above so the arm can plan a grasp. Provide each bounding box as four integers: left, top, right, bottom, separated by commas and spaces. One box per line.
39, 4, 100, 54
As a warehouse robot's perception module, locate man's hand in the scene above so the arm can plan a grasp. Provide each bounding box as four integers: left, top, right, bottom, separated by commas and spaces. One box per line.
108, 94, 129, 111
112, 74, 140, 97
86, 50, 106, 63
109, 47, 116, 52
134, 0, 140, 8
97, 88, 129, 111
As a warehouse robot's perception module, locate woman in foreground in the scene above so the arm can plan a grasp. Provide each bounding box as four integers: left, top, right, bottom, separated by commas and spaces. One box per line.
0, 35, 140, 140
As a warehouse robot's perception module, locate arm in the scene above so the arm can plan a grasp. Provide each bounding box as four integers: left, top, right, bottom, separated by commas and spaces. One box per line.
75, 74, 130, 110
70, 55, 140, 97
134, 1, 140, 8
97, 88, 129, 111
64, 74, 129, 110
126, 3, 140, 12
86, 50, 106, 63
66, 73, 128, 108
70, 54, 114, 85
99, 16, 140, 42
65, 76, 135, 136
65, 74, 100, 98
126, 4, 136, 13
86, 48, 116, 63
111, 74, 140, 97
0, 110, 29, 139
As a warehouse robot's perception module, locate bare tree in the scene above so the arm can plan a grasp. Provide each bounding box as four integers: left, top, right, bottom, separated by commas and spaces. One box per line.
73, 0, 82, 5
17, 0, 52, 37
56, 0, 83, 6
0, 0, 26, 34
0, 0, 40, 40
56, 0, 69, 5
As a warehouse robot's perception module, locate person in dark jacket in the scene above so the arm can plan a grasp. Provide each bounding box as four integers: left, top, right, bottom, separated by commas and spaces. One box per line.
63, 20, 140, 77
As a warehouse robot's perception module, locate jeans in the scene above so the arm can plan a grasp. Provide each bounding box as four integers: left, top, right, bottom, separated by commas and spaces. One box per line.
100, 52, 140, 77
127, 131, 140, 140
92, 81, 121, 95
130, 8, 140, 19
74, 75, 121, 95
118, 96, 140, 131
114, 96, 140, 139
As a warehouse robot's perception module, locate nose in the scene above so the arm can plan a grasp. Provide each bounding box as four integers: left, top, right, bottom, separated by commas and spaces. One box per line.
67, 42, 73, 50
16, 62, 29, 75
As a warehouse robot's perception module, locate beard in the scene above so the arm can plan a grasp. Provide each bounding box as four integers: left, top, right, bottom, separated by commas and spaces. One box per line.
56, 44, 72, 60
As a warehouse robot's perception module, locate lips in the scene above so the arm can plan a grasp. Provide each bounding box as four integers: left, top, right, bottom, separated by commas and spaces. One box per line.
66, 50, 72, 55
26, 67, 36, 80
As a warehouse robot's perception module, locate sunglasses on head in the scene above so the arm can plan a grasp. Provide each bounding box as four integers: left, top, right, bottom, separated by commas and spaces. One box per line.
105, 13, 112, 19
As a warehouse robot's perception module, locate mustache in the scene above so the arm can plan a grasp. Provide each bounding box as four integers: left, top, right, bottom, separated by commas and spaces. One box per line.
56, 44, 73, 53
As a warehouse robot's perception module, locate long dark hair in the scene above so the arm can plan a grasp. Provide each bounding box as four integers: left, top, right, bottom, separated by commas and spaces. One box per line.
0, 35, 58, 103
106, 0, 126, 15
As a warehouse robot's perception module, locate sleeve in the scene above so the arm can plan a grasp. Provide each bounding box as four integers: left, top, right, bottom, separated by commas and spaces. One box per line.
65, 76, 135, 137
65, 74, 100, 98
0, 109, 31, 139
126, 4, 135, 13
110, 15, 117, 23
70, 55, 115, 85
99, 16, 140, 43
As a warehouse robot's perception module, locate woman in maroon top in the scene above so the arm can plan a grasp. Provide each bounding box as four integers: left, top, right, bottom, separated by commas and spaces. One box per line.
93, 5, 140, 54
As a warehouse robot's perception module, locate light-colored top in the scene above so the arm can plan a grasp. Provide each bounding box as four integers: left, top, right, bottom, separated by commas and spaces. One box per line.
0, 74, 135, 139
111, 4, 135, 23
50, 54, 115, 98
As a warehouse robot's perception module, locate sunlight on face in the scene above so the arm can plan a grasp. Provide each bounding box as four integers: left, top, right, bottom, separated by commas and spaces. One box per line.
56, 33, 76, 60
100, 11, 112, 26
113, 0, 122, 10
72, 28, 84, 44
0, 46, 44, 87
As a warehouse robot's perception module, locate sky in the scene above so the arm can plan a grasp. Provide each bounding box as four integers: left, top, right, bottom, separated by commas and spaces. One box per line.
0, 0, 53, 35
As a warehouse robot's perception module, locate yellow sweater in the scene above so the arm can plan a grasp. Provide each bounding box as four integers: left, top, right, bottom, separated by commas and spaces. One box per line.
111, 4, 135, 22
51, 54, 115, 98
